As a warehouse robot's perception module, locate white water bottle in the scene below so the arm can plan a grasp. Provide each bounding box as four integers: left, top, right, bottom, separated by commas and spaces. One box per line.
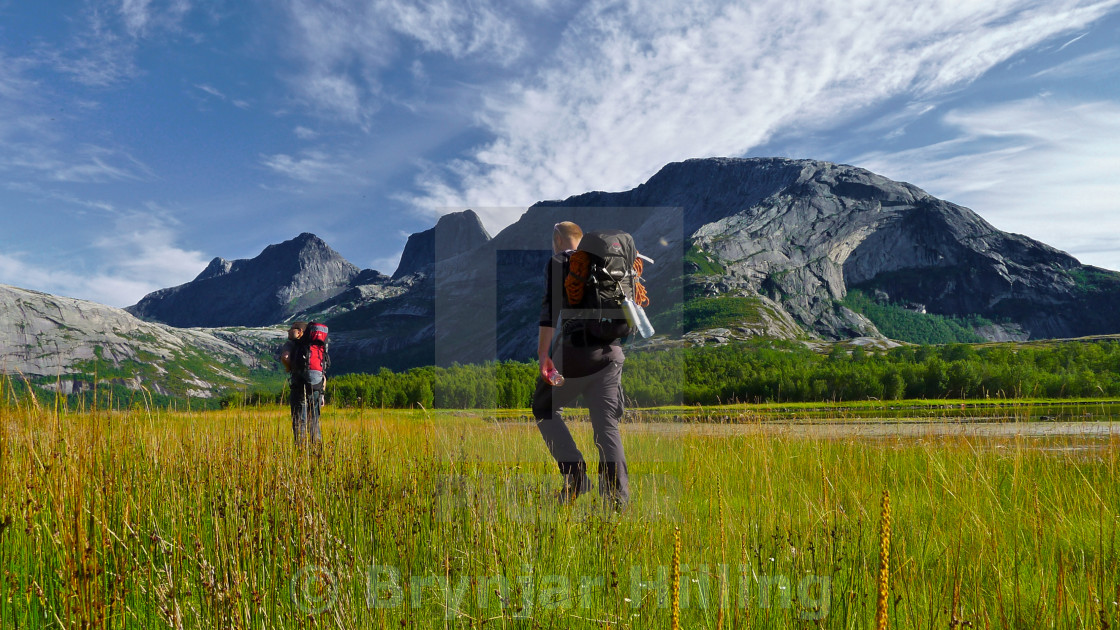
622, 297, 655, 339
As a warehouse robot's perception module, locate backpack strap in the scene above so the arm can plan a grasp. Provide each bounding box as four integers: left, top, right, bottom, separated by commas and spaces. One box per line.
560, 308, 628, 320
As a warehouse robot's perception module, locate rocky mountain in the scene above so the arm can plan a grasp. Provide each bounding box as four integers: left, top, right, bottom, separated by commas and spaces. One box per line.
25, 157, 1120, 380
0, 284, 284, 399
127, 233, 362, 327
542, 157, 1120, 341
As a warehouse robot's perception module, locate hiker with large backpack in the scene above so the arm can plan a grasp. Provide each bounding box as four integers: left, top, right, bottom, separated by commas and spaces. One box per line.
279, 321, 329, 449
532, 221, 653, 508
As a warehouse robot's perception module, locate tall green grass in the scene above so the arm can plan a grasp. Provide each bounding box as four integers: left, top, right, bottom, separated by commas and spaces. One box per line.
1, 395, 1117, 627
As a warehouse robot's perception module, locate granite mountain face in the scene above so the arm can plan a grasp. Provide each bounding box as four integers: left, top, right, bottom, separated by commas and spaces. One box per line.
17, 157, 1120, 382
542, 157, 1120, 342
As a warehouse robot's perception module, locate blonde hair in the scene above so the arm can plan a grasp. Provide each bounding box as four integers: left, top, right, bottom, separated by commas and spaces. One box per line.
552, 221, 583, 252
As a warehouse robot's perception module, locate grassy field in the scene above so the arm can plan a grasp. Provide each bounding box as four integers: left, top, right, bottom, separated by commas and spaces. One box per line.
1, 400, 1118, 628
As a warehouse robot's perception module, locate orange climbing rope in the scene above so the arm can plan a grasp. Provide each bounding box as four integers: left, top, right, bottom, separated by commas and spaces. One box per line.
564, 251, 591, 305
633, 256, 649, 307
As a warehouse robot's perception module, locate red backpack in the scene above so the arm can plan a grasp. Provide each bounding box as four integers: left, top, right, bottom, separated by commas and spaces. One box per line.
298, 322, 330, 373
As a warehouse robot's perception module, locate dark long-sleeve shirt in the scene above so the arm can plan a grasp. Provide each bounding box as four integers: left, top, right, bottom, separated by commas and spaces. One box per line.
538, 251, 623, 377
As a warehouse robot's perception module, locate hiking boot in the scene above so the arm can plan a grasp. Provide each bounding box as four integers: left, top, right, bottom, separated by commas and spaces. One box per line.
557, 473, 592, 505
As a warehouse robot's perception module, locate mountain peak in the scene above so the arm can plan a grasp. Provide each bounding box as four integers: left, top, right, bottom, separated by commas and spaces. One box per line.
435, 209, 485, 231
260, 232, 332, 257
393, 209, 492, 279
195, 257, 234, 281
291, 232, 327, 248
129, 233, 362, 327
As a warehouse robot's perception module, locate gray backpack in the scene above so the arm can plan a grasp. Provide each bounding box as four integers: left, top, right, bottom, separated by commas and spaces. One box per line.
561, 229, 638, 343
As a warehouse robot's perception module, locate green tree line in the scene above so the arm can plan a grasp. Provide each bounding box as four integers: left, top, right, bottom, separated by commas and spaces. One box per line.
306, 339, 1120, 409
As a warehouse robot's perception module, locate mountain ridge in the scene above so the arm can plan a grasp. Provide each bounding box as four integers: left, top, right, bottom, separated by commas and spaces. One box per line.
127, 232, 363, 327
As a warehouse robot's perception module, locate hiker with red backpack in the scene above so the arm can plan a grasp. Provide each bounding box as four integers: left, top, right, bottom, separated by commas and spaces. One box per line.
533, 221, 654, 508
279, 321, 329, 449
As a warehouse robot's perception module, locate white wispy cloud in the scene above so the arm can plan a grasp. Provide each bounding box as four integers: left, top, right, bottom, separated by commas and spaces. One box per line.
195, 83, 226, 99
0, 50, 155, 185
1056, 31, 1090, 52
119, 0, 154, 36
2, 182, 119, 213
118, 0, 192, 36
369, 250, 404, 275
0, 207, 210, 307
0, 54, 37, 102
376, 0, 526, 62
280, 0, 540, 125
48, 6, 140, 87
294, 126, 319, 140
193, 83, 251, 109
300, 73, 368, 125
93, 207, 211, 291
0, 253, 92, 299
854, 97, 1120, 270
40, 0, 194, 87
406, 0, 1120, 233
260, 149, 365, 184
0, 143, 153, 183
852, 101, 941, 142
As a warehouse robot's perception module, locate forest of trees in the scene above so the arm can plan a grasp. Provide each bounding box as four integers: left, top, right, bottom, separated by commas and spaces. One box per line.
841, 289, 992, 344
305, 338, 1120, 409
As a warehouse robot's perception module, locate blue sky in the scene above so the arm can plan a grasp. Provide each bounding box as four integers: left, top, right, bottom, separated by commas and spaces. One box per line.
1, 0, 1119, 308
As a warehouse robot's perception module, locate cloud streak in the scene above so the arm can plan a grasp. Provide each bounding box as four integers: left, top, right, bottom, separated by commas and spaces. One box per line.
0, 61, 154, 184
1030, 47, 1120, 79
260, 149, 367, 184
406, 0, 1120, 233
38, 0, 195, 87
0, 142, 153, 183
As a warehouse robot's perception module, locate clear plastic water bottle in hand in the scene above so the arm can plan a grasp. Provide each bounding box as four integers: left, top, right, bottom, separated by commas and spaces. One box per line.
546, 368, 565, 386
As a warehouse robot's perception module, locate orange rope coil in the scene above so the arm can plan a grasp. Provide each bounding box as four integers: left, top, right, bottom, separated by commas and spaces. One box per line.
633, 256, 649, 307
564, 251, 591, 305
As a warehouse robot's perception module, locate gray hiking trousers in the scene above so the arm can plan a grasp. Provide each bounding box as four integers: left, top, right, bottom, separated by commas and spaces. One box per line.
290, 373, 322, 448
532, 357, 629, 502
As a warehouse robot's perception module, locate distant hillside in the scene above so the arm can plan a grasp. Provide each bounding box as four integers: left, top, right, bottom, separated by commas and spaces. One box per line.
1, 284, 285, 403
